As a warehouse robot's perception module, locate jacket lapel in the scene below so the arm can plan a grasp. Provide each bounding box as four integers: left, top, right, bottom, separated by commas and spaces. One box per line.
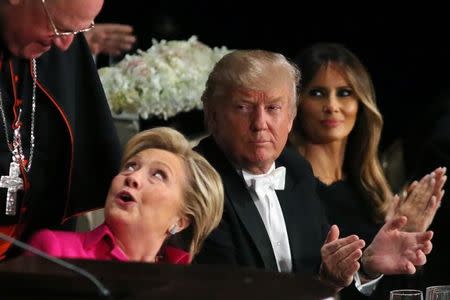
276, 165, 303, 271
275, 150, 323, 273
225, 172, 278, 271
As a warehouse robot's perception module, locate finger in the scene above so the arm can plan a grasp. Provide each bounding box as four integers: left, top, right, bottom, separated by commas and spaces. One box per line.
410, 231, 434, 252
413, 249, 427, 266
105, 40, 134, 53
322, 235, 361, 257
433, 168, 443, 181
418, 173, 431, 185
392, 194, 400, 212
401, 188, 409, 201
392, 194, 400, 210
121, 43, 134, 52
343, 260, 361, 278
406, 238, 433, 256
339, 260, 360, 281
417, 174, 434, 193
121, 35, 137, 44
385, 216, 407, 231
435, 175, 447, 197
104, 41, 135, 56
104, 34, 136, 46
324, 225, 339, 244
386, 194, 400, 221
434, 166, 446, 177
111, 50, 122, 57
404, 261, 416, 274
432, 168, 446, 190
102, 24, 135, 34
437, 190, 445, 204
327, 239, 365, 262
407, 180, 419, 194
426, 195, 438, 211
105, 36, 136, 51
422, 240, 433, 254
339, 248, 364, 267
419, 230, 434, 242
438, 174, 447, 190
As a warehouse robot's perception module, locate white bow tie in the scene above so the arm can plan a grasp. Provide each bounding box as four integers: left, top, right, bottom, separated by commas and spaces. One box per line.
244, 166, 286, 196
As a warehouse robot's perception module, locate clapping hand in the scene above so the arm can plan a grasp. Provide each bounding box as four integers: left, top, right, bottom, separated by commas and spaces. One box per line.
319, 225, 365, 291
360, 216, 433, 281
387, 167, 446, 232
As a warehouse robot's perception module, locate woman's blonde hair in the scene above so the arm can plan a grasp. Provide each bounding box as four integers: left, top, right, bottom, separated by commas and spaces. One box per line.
122, 127, 224, 257
291, 43, 392, 221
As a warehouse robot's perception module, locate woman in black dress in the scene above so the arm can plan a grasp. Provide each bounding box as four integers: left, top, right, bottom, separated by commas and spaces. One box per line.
290, 43, 446, 298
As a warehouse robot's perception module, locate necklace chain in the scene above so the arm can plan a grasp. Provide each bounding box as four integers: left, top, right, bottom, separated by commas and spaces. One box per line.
0, 58, 37, 173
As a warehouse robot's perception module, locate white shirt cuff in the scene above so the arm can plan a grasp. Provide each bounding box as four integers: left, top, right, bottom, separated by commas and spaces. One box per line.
354, 271, 383, 296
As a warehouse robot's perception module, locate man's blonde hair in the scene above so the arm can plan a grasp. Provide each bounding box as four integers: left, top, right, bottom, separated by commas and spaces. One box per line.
201, 49, 301, 131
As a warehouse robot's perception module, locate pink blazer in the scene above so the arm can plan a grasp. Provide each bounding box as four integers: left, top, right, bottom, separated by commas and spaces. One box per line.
27, 223, 190, 264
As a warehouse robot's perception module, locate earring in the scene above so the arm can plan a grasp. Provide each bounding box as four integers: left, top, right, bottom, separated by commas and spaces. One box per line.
168, 224, 179, 235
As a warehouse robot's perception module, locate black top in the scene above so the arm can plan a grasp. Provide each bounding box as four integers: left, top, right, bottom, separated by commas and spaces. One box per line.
317, 180, 381, 244
317, 180, 384, 300
317, 180, 422, 300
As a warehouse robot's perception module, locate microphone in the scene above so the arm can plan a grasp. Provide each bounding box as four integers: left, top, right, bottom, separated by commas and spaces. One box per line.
0, 232, 112, 299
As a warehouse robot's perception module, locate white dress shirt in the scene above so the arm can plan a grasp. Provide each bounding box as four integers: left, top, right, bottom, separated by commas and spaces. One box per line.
241, 163, 292, 272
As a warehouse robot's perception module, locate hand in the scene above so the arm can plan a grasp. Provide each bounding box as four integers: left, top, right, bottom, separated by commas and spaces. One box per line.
84, 23, 137, 56
360, 216, 433, 280
386, 167, 447, 232
319, 225, 365, 291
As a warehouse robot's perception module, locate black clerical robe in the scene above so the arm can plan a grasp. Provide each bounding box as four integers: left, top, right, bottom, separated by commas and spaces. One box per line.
0, 35, 121, 257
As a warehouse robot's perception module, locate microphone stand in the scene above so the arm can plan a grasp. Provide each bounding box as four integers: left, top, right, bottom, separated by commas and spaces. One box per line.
0, 232, 112, 299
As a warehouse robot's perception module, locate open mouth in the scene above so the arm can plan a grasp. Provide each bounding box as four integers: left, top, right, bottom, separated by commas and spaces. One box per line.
117, 191, 135, 203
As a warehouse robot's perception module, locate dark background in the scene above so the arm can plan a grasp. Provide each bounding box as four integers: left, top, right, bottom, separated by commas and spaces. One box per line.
97, 1, 450, 172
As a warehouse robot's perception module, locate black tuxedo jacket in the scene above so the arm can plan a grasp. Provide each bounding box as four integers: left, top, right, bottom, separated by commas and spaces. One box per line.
194, 136, 329, 275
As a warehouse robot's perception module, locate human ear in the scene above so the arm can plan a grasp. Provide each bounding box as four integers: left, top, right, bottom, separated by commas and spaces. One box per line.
174, 216, 191, 234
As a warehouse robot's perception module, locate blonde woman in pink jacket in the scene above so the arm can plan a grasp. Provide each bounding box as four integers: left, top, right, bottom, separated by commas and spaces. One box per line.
28, 127, 224, 264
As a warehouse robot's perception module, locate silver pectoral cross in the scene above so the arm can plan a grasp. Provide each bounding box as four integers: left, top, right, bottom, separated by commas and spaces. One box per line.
0, 161, 23, 216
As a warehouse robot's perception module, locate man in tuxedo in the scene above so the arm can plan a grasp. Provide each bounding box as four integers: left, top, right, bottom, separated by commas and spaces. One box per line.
193, 50, 434, 293
193, 49, 364, 290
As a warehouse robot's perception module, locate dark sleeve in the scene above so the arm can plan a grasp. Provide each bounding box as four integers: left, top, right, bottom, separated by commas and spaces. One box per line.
193, 202, 238, 265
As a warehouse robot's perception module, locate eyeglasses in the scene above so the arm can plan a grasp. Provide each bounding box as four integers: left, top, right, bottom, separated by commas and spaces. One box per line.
41, 0, 95, 37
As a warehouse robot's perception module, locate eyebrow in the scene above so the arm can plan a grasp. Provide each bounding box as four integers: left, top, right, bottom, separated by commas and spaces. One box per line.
138, 155, 175, 178
232, 92, 287, 102
151, 161, 174, 174
266, 96, 285, 102
308, 84, 352, 89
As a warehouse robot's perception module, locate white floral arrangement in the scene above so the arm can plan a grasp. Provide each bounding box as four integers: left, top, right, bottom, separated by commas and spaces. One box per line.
98, 36, 230, 120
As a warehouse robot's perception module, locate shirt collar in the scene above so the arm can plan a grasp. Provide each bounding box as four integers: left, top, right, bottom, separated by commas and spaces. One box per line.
241, 163, 276, 188
84, 223, 128, 261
